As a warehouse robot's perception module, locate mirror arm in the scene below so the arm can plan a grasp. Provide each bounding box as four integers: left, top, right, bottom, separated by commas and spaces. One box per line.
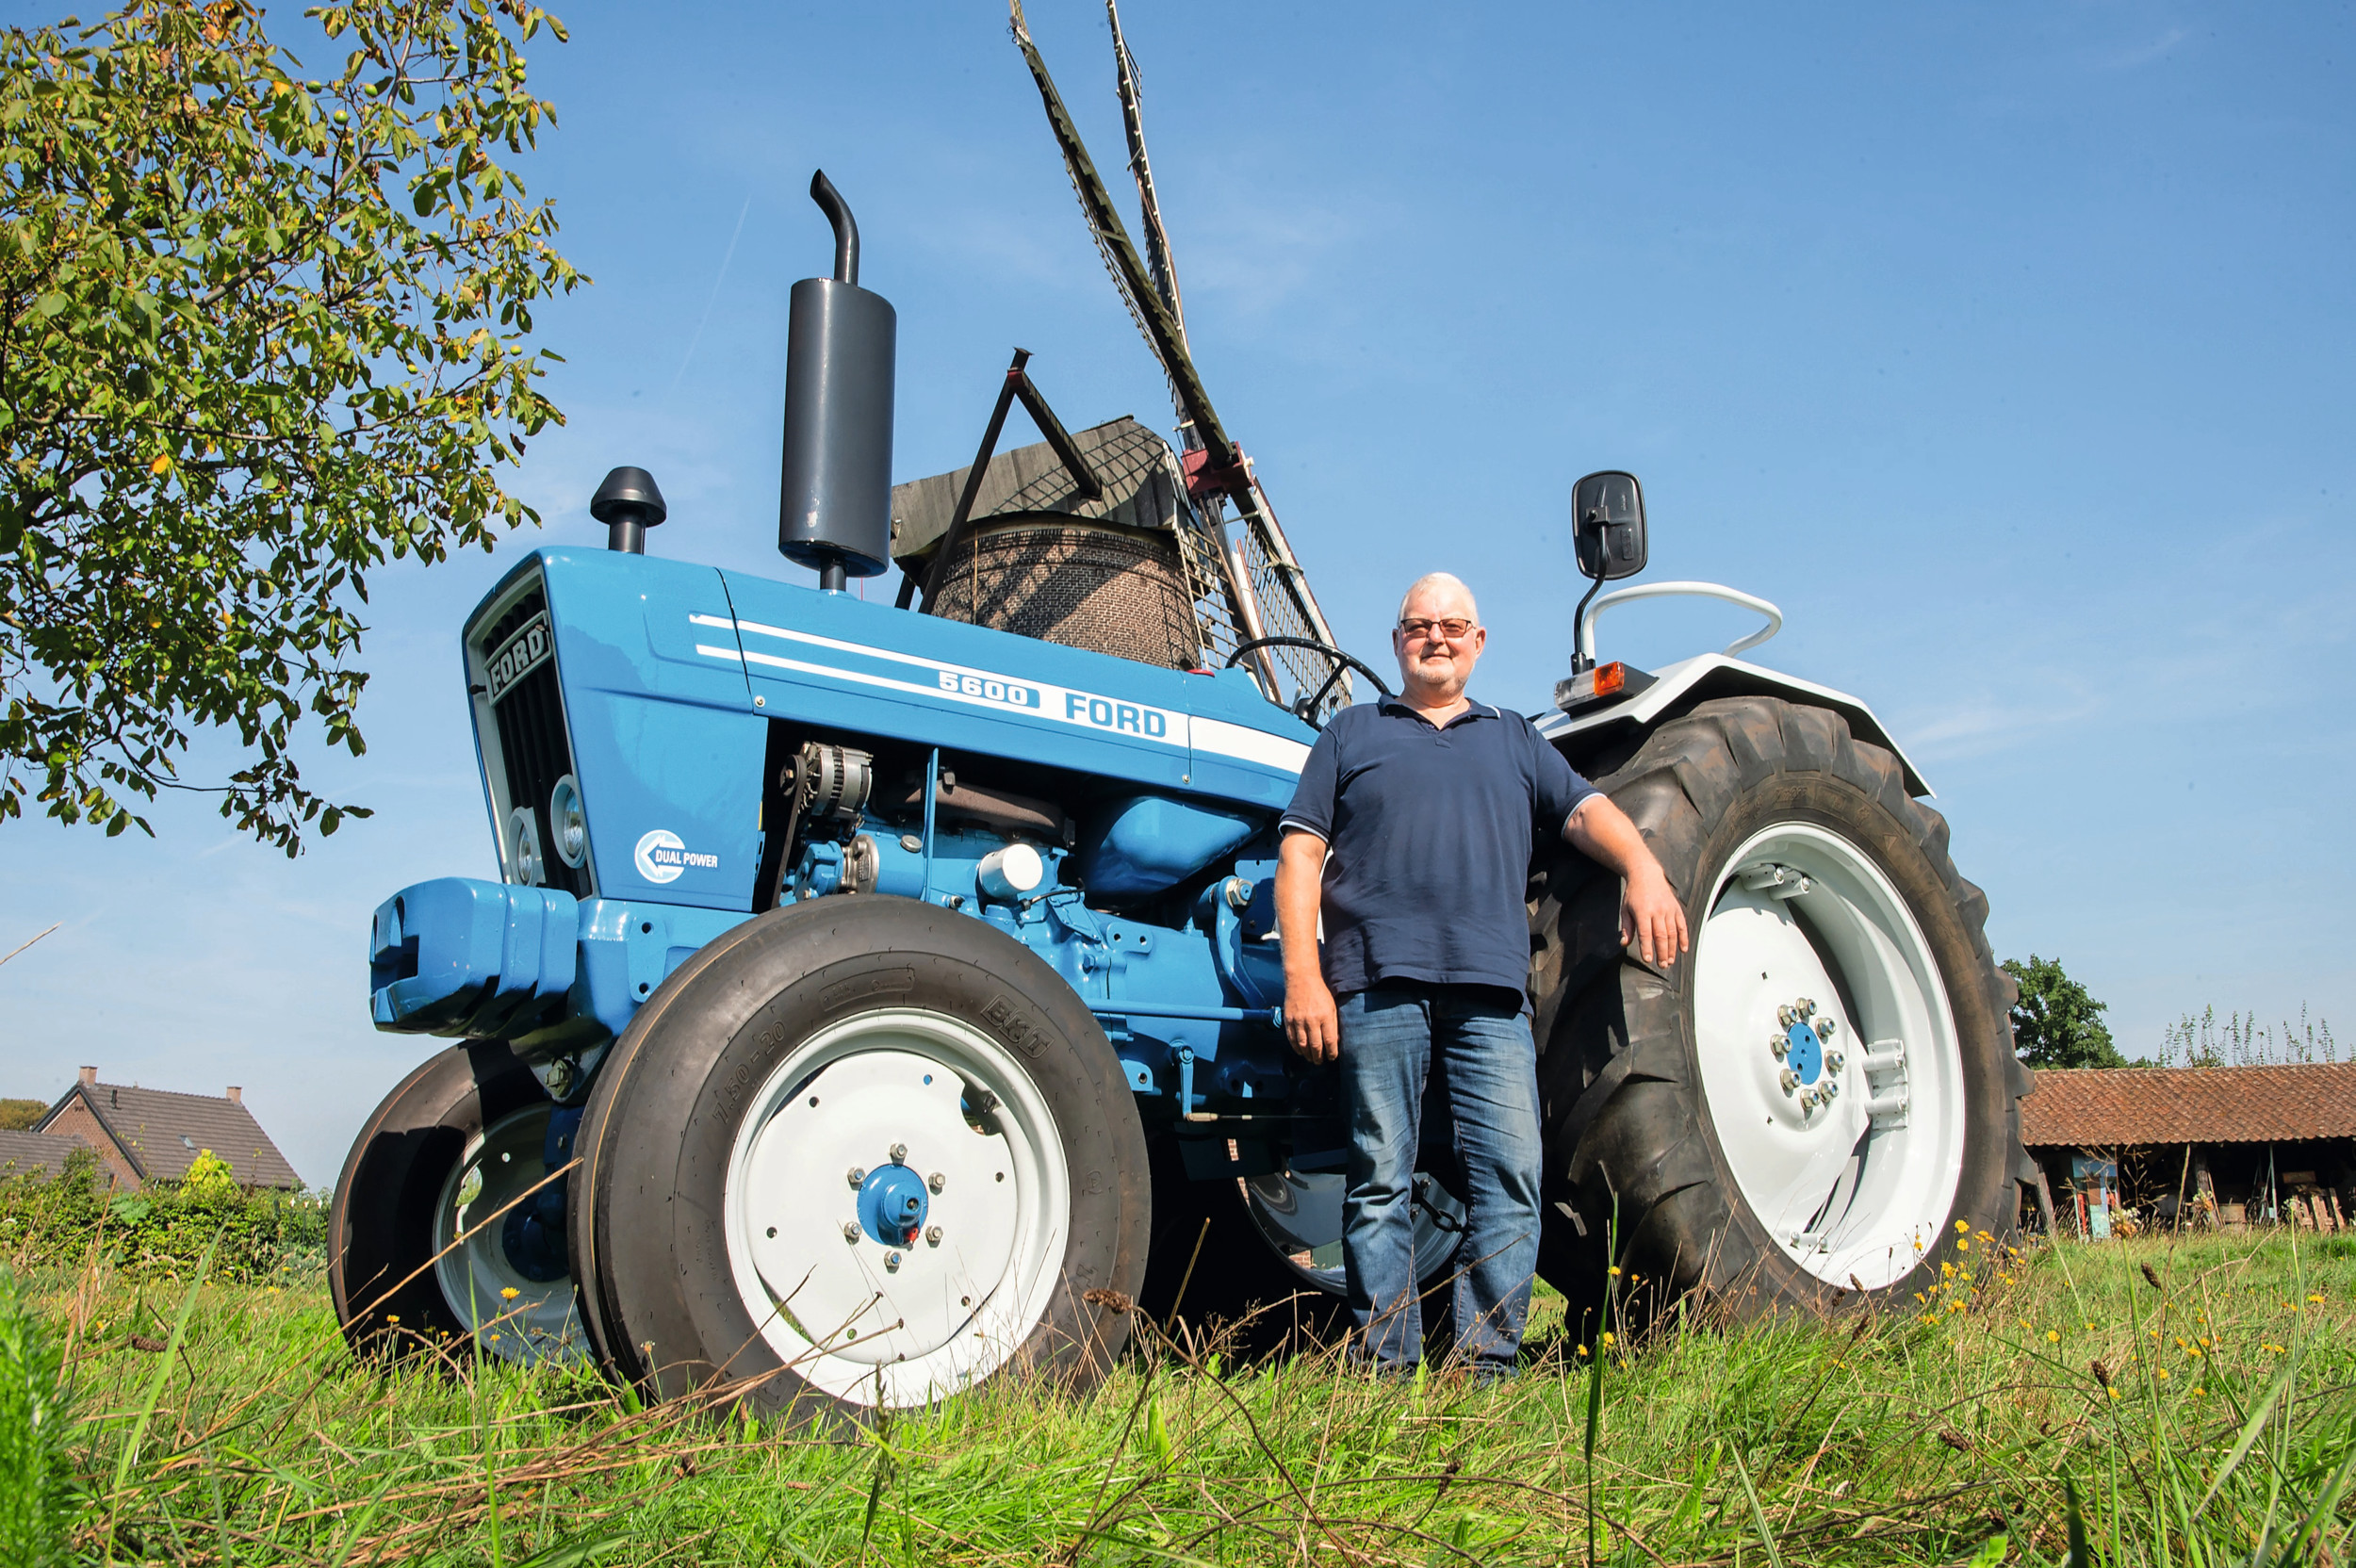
1569, 562, 1609, 674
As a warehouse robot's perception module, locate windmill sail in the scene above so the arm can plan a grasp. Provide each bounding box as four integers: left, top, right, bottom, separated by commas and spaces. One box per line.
1108, 2, 1186, 345
1007, 0, 1351, 720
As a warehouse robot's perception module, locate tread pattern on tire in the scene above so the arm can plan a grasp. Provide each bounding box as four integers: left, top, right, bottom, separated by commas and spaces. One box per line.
1530, 696, 2030, 1328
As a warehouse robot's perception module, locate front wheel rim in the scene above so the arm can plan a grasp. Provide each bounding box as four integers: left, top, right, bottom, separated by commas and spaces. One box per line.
723, 1006, 1071, 1409
433, 1105, 587, 1364
1692, 822, 1968, 1290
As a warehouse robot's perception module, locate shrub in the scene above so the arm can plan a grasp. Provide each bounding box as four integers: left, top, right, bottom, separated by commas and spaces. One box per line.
0, 1149, 325, 1282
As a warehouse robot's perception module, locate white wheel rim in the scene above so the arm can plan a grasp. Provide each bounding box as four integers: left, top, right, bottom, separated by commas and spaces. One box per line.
723, 1006, 1070, 1409
1692, 823, 1966, 1290
1239, 1168, 1466, 1294
434, 1105, 587, 1364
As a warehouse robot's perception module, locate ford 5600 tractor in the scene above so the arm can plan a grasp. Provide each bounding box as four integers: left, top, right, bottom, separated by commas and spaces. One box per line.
329, 10, 2033, 1419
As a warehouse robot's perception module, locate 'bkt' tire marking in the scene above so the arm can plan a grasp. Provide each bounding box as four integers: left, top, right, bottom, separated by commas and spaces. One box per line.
981, 996, 1048, 1059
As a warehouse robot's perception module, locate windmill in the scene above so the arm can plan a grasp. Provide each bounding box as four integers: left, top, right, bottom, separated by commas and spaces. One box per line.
1007, 0, 1356, 722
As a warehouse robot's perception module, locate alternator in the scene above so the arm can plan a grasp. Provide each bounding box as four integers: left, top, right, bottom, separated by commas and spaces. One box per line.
797, 742, 874, 827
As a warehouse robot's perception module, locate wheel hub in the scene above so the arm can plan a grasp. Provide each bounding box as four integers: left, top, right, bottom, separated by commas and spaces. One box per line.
857, 1162, 931, 1247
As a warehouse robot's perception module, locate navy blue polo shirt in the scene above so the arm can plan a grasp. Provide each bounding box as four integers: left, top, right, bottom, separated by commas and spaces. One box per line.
1280, 697, 1598, 999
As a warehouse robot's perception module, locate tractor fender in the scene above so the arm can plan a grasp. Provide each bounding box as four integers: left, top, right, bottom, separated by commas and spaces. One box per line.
1534, 654, 1934, 798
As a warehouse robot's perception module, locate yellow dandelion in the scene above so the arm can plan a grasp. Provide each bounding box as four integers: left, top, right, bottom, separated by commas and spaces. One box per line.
1600, 1331, 1615, 1348
385, 1314, 400, 1324
1576, 1344, 1590, 1358
1957, 1239, 1970, 1252
1955, 1219, 1970, 1233
1608, 1266, 1621, 1277
2047, 1330, 2061, 1343
489, 1333, 501, 1343
2187, 1346, 2203, 1359
500, 1286, 520, 1300
2107, 1387, 2122, 1400
2157, 1368, 2170, 1380
2308, 1294, 2325, 1305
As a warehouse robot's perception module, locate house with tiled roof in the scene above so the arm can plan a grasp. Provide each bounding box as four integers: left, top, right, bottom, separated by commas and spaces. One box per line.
30, 1067, 303, 1190
0, 1126, 107, 1184
2021, 1063, 2355, 1233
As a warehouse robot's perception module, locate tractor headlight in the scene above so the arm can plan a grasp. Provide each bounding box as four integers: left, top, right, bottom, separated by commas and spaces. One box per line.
548, 775, 587, 869
509, 808, 547, 887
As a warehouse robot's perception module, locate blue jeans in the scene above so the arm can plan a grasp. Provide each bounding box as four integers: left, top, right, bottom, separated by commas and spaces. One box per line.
1338, 984, 1543, 1374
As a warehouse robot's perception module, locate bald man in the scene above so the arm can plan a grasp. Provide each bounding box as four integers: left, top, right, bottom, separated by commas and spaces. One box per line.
1275, 572, 1687, 1376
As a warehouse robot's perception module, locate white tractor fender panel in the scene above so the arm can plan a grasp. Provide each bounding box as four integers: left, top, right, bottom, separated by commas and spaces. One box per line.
1534, 654, 1935, 799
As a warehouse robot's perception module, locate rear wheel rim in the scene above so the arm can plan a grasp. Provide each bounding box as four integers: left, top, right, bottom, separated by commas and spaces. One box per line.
1239, 1167, 1467, 1294
433, 1104, 587, 1364
1692, 822, 1967, 1290
723, 1006, 1070, 1408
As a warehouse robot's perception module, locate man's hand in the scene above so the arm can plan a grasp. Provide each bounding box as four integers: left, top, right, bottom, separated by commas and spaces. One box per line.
1284, 971, 1341, 1064
1565, 796, 1691, 968
1620, 865, 1690, 967
1274, 827, 1341, 1063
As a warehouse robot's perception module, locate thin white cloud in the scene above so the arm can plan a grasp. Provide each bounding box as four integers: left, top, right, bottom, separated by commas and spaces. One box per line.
2099, 27, 2188, 72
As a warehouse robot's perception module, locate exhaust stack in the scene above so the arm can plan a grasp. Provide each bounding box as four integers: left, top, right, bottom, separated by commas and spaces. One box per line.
777, 171, 896, 591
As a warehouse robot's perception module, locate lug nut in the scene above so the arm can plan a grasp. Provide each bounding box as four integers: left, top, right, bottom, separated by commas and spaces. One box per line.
1819, 1018, 1837, 1039
889, 1142, 907, 1164
1780, 1068, 1800, 1094
885, 1250, 902, 1272
1823, 1080, 1840, 1101
925, 1225, 942, 1246
843, 1221, 860, 1243
1776, 1004, 1792, 1027
1771, 1034, 1789, 1060
1826, 1051, 1845, 1073
927, 1171, 945, 1194
847, 1167, 866, 1188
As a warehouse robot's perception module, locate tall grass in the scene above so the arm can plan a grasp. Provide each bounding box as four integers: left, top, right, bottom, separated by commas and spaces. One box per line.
10, 1229, 2351, 1564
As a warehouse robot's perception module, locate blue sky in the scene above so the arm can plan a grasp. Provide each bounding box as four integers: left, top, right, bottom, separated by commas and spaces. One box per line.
5, 2, 2351, 1184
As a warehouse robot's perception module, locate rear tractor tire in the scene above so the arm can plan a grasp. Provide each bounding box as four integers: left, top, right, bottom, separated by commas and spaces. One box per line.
1530, 696, 2030, 1335
569, 896, 1150, 1422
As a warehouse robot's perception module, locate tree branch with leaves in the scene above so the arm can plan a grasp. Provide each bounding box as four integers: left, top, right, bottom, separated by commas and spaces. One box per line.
1, 0, 582, 852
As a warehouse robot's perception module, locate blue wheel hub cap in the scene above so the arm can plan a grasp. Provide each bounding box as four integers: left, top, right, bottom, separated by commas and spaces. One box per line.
858, 1164, 929, 1246
1785, 1021, 1824, 1084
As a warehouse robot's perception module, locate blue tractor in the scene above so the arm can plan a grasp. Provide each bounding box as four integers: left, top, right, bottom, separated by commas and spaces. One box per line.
329, 12, 2032, 1417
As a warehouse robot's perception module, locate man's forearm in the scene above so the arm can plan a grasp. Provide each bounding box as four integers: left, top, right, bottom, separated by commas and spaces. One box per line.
1564, 796, 1658, 877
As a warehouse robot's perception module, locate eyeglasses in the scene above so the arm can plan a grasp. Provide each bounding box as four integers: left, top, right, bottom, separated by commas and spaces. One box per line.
1397, 617, 1476, 641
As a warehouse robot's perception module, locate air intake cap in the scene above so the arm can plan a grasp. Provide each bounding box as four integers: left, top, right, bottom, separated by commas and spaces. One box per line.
591, 466, 667, 555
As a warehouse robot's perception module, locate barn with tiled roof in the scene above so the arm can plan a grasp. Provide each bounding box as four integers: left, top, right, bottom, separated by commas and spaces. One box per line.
2021, 1063, 2354, 1233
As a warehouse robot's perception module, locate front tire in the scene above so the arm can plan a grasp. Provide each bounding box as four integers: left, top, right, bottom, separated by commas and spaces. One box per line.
329, 1041, 586, 1363
1532, 697, 2029, 1331
570, 897, 1149, 1419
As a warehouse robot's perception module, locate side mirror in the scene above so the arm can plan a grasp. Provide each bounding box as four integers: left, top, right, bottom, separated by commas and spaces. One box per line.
1572, 470, 1646, 581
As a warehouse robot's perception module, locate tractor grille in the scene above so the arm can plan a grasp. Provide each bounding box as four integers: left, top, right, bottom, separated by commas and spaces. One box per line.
479, 589, 592, 897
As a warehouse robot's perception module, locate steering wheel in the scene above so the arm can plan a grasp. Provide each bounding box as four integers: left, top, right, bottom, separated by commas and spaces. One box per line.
1224, 635, 1394, 727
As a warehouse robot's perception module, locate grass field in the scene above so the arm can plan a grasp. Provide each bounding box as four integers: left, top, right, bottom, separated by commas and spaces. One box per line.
7, 1228, 2353, 1565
